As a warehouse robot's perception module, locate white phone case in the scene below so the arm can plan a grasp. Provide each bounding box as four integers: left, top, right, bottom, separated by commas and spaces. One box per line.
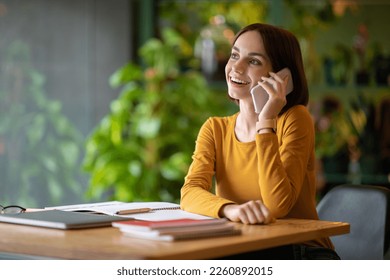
250, 68, 294, 113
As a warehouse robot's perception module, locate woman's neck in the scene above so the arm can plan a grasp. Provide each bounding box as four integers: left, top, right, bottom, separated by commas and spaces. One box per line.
235, 102, 258, 142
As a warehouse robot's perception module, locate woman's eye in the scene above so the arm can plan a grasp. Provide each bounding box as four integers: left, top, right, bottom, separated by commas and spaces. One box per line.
230, 52, 239, 59
250, 59, 261, 65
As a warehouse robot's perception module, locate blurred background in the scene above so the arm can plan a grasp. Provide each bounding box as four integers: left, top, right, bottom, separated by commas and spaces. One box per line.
1, 0, 389, 208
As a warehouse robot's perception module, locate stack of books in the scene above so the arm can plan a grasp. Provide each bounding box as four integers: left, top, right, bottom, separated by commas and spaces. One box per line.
112, 218, 241, 241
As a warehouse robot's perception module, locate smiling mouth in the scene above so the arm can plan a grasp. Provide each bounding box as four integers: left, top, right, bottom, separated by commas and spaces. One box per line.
230, 76, 250, 85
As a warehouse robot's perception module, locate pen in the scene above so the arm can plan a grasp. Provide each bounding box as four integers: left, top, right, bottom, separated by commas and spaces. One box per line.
116, 208, 151, 215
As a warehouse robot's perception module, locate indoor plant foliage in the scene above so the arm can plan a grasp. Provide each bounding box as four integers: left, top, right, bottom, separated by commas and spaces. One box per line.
83, 29, 228, 202
0, 41, 84, 206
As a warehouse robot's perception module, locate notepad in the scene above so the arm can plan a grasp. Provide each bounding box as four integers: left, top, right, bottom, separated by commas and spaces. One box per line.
0, 210, 133, 229
46, 201, 211, 221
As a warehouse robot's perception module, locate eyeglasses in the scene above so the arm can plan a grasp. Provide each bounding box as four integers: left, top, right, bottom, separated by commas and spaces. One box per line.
0, 204, 26, 214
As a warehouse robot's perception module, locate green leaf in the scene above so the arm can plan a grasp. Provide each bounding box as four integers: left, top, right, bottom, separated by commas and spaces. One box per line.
60, 141, 79, 167
27, 114, 45, 145
48, 175, 63, 203
109, 63, 142, 88
110, 118, 123, 145
136, 117, 161, 139
43, 155, 58, 173
161, 152, 189, 180
128, 161, 142, 177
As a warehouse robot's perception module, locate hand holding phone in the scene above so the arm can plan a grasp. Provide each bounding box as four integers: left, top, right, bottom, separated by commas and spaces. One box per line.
250, 68, 293, 113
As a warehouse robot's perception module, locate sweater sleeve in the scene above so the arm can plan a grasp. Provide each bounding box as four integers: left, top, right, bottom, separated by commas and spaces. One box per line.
180, 118, 235, 218
256, 105, 315, 218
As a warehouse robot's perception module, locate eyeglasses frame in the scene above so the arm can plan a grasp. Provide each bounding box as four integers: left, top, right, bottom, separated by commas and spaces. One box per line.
0, 204, 27, 214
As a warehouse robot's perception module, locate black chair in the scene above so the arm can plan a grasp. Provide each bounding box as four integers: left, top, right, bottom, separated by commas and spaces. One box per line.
317, 184, 390, 260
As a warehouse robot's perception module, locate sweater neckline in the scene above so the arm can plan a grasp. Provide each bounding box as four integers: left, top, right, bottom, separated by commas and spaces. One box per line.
231, 113, 256, 146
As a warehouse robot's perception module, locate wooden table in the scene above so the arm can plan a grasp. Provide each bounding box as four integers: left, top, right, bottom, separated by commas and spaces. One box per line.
0, 218, 349, 260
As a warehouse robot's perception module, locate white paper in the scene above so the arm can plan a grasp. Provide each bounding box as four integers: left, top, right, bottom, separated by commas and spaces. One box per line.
46, 201, 211, 221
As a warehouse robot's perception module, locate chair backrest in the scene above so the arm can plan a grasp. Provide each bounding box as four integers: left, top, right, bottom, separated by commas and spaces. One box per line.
317, 184, 390, 260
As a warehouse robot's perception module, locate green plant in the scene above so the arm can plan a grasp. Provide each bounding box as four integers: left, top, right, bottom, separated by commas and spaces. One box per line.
315, 95, 367, 159
0, 41, 84, 207
159, 1, 267, 55
83, 29, 231, 202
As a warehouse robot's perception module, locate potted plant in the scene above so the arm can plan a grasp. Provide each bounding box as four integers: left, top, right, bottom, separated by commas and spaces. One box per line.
83, 29, 230, 202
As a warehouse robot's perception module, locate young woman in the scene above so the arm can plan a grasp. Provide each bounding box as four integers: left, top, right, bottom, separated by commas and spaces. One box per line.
180, 23, 339, 259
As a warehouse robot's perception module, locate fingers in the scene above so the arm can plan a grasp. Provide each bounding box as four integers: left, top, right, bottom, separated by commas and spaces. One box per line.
269, 71, 284, 83
259, 203, 275, 224
261, 72, 288, 95
237, 201, 263, 224
221, 201, 275, 225
237, 200, 274, 225
258, 78, 274, 94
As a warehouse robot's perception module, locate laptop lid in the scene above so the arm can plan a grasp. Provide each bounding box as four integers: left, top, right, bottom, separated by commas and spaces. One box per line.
0, 210, 133, 229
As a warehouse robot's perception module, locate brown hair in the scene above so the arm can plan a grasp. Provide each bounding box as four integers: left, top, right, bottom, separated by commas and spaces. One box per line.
231, 23, 309, 114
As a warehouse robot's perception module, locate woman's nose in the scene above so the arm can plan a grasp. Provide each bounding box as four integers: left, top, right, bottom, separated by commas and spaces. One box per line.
232, 60, 245, 74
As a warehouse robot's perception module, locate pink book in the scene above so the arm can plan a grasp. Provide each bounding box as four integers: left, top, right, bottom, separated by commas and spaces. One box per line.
112, 218, 228, 232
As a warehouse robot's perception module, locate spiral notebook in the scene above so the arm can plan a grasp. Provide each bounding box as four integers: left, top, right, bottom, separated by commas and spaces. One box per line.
46, 201, 211, 221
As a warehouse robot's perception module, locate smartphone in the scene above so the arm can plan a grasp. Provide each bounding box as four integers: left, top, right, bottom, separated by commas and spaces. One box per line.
250, 68, 294, 113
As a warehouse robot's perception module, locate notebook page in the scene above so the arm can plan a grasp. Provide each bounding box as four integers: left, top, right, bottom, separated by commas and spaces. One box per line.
46, 201, 211, 220
128, 208, 212, 221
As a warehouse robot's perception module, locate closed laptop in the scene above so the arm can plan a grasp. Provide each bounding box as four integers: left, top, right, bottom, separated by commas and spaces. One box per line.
0, 210, 133, 229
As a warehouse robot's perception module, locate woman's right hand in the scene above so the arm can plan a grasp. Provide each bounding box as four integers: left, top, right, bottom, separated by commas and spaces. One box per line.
257, 71, 289, 120
220, 200, 275, 225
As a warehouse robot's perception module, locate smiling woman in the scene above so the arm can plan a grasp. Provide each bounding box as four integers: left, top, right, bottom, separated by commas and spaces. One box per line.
180, 23, 340, 260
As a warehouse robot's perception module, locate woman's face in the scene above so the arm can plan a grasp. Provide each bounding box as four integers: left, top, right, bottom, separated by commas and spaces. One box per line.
225, 30, 272, 101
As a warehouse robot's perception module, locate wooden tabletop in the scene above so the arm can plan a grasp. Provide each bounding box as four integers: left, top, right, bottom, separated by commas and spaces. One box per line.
0, 218, 349, 260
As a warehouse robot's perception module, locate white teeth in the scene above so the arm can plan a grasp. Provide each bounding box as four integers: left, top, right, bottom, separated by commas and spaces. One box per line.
230, 76, 249, 85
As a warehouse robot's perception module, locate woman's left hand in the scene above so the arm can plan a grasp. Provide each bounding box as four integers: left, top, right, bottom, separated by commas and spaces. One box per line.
220, 200, 275, 225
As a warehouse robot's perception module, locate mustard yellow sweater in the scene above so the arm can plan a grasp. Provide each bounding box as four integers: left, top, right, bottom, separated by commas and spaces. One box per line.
181, 105, 333, 249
